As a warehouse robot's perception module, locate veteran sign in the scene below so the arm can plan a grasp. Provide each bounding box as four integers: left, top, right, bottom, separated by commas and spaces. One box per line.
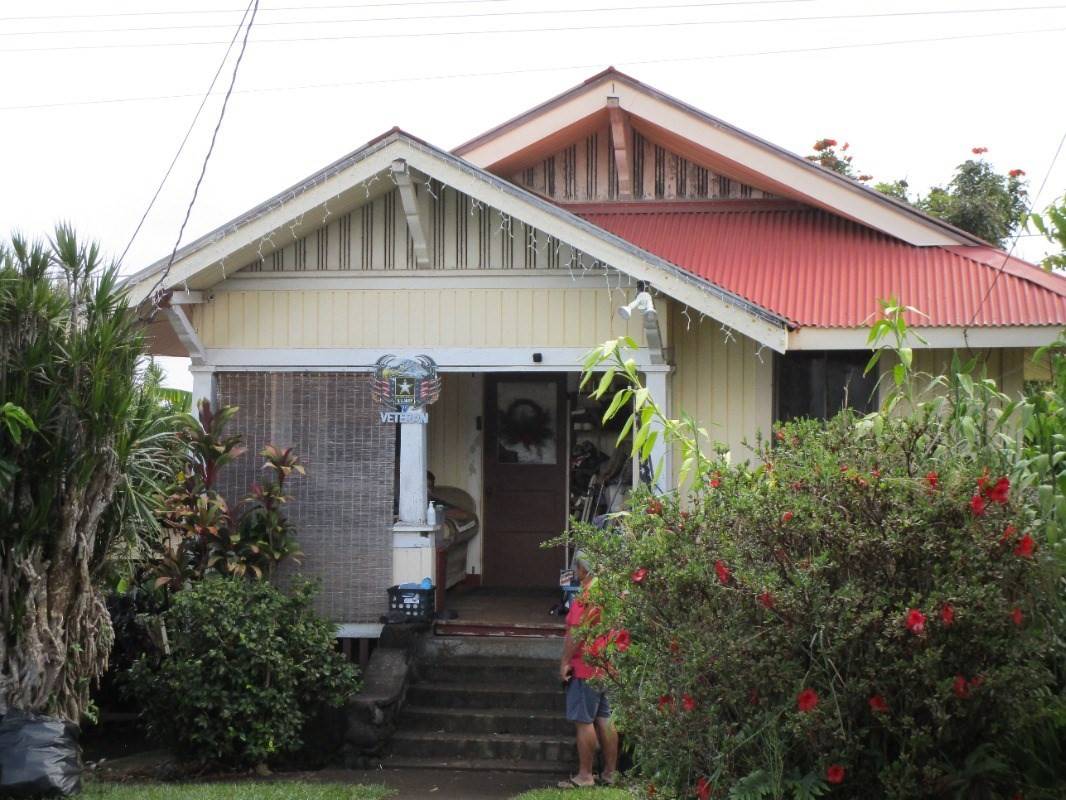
371, 355, 441, 423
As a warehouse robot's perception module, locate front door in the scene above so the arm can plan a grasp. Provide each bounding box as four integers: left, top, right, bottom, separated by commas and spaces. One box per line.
483, 374, 568, 587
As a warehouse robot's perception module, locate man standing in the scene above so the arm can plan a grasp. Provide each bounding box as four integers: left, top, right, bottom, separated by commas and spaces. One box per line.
558, 552, 618, 788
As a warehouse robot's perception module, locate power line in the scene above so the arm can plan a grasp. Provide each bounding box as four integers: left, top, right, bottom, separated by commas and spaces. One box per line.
0, 0, 517, 22
5, 5, 1066, 52
4, 25, 1062, 113
145, 0, 260, 304
0, 0, 815, 37
118, 2, 254, 267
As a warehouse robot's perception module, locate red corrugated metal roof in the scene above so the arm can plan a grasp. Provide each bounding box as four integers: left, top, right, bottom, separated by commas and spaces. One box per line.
572, 201, 1066, 329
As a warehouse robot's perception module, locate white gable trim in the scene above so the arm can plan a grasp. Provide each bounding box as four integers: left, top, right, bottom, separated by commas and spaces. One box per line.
127, 132, 790, 352
456, 72, 977, 248
789, 325, 1063, 350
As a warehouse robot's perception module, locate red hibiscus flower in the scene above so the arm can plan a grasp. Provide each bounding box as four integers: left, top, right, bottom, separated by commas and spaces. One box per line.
758, 591, 775, 609
658, 694, 673, 711
775, 429, 786, 442
589, 634, 608, 658
646, 498, 663, 515
797, 688, 819, 712
970, 493, 987, 516
708, 474, 721, 488
696, 776, 712, 800
868, 694, 889, 713
905, 608, 927, 635
715, 560, 731, 585
631, 567, 648, 584
781, 511, 794, 523
612, 629, 631, 652
1002, 524, 1017, 542
987, 476, 1010, 504
925, 471, 939, 489
941, 604, 955, 626
682, 694, 697, 712
972, 146, 989, 154
582, 605, 602, 626
855, 477, 869, 489
826, 764, 846, 785
1015, 533, 1035, 558
1009, 169, 1026, 177
1011, 607, 1024, 626
954, 674, 970, 699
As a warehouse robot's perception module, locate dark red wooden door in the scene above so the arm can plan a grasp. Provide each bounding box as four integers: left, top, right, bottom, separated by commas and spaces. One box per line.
483, 374, 568, 587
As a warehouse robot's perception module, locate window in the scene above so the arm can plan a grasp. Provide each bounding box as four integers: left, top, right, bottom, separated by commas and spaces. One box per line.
775, 351, 878, 422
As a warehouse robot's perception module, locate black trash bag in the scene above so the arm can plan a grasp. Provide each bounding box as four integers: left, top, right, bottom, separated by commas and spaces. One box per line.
0, 710, 82, 797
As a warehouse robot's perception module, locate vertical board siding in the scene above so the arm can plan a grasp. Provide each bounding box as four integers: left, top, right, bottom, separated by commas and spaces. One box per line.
198, 288, 647, 349
239, 184, 606, 274
670, 311, 774, 479
427, 373, 484, 574
513, 122, 772, 203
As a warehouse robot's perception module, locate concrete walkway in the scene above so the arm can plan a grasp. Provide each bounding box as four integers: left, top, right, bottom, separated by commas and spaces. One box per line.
325, 767, 565, 799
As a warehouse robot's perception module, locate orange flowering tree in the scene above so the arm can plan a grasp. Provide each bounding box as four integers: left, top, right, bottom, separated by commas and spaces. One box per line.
566, 334, 1063, 799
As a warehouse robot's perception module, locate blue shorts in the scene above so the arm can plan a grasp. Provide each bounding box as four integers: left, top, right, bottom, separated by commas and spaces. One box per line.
565, 678, 611, 724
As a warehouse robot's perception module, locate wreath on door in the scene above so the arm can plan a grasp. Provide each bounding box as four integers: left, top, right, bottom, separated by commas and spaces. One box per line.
498, 398, 554, 455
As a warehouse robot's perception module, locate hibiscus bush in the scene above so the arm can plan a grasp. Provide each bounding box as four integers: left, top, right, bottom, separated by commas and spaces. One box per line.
567, 336, 1064, 799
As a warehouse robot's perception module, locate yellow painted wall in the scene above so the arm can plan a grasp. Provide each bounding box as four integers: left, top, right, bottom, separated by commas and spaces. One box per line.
427, 373, 484, 575
192, 287, 654, 349
669, 315, 774, 471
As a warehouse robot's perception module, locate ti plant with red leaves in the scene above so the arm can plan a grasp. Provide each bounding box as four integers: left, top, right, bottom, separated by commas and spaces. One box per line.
149, 400, 305, 589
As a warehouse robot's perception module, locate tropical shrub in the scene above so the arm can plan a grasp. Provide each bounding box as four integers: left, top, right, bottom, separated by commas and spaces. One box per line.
565, 336, 1064, 799
148, 400, 304, 591
0, 227, 177, 722
127, 577, 358, 767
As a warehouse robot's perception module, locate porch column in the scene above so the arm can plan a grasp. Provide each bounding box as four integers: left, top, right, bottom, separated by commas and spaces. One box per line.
398, 421, 428, 524
644, 368, 673, 490
190, 366, 216, 411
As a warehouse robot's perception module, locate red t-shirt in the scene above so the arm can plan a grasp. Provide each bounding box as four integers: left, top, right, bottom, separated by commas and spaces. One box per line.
565, 597, 601, 680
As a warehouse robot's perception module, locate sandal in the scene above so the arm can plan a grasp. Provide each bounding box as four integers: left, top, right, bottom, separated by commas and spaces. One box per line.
599, 772, 619, 786
557, 776, 596, 789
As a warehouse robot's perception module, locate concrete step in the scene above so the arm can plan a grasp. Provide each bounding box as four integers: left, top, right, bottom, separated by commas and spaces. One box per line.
402, 705, 572, 737
415, 657, 561, 688
391, 730, 574, 763
407, 682, 564, 712
381, 755, 571, 774
419, 633, 564, 661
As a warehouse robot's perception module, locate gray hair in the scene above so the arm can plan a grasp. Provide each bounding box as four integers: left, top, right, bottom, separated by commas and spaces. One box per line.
572, 550, 592, 573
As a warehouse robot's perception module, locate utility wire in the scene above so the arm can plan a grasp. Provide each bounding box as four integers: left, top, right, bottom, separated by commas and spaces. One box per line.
144, 0, 260, 305
118, 2, 253, 267
3, 25, 1062, 113
963, 126, 1066, 333
1, 0, 818, 37
0, 0, 803, 22
6, 5, 1066, 52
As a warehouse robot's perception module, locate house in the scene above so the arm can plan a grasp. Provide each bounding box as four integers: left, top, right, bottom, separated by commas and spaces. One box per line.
127, 68, 1066, 636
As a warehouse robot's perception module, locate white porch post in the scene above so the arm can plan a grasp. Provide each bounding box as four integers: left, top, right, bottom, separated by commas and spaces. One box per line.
644, 368, 673, 490
398, 420, 429, 525
190, 366, 216, 410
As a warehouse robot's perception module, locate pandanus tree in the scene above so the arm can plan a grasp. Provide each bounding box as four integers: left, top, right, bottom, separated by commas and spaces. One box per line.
0, 226, 176, 722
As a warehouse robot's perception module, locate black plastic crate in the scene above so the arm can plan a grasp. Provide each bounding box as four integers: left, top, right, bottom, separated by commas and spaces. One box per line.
387, 585, 435, 621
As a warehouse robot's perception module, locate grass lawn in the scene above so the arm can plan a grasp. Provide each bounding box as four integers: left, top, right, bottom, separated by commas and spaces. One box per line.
512, 788, 631, 800
82, 782, 395, 800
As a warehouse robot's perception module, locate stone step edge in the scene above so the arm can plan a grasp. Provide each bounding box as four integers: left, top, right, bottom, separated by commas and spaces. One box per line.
402, 705, 567, 721
391, 730, 573, 745
379, 756, 573, 775
410, 682, 564, 695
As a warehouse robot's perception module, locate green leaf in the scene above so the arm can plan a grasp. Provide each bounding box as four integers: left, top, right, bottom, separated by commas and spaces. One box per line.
595, 368, 617, 398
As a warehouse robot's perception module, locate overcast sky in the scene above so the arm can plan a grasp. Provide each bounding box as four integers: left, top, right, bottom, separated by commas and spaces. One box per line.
3, 0, 1065, 389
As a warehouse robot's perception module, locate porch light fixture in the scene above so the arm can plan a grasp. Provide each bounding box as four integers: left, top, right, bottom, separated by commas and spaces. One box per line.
618, 289, 656, 320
